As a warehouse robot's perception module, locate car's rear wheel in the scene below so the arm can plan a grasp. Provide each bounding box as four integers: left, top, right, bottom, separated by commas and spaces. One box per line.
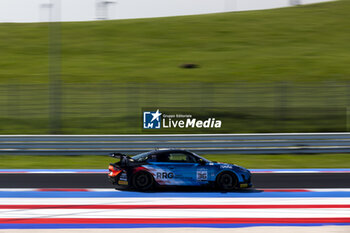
132, 171, 154, 191
216, 172, 237, 191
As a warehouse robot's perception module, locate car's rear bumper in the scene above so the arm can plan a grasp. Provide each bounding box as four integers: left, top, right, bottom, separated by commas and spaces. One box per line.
108, 175, 129, 186
108, 175, 117, 185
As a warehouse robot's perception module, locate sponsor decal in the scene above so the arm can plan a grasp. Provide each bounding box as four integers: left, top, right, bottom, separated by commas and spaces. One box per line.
156, 172, 174, 179
118, 180, 128, 185
118, 171, 128, 185
119, 171, 127, 181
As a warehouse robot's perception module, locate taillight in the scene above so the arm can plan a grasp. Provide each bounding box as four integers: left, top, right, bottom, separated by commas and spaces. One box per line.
108, 165, 122, 177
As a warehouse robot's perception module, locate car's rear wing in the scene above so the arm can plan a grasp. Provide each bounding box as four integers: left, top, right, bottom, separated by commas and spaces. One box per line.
109, 152, 128, 159
109, 153, 131, 167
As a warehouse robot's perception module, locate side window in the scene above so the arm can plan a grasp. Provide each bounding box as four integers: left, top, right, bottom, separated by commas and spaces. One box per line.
147, 154, 157, 162
156, 153, 170, 162
168, 153, 195, 163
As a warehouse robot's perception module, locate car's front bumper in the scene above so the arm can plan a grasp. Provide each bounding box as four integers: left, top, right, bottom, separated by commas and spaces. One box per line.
239, 183, 253, 188
239, 172, 252, 188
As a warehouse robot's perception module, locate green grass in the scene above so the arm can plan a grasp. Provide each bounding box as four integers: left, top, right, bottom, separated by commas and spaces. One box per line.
0, 1, 349, 84
1, 154, 349, 169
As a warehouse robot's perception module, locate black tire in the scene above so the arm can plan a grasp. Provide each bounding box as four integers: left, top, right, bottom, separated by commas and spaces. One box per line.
216, 172, 237, 191
132, 171, 154, 191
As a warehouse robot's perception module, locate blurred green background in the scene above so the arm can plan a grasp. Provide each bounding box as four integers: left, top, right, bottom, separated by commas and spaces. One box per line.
0, 0, 349, 134
0, 82, 348, 134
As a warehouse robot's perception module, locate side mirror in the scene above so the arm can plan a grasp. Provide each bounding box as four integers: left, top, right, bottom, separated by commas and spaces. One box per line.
198, 159, 206, 165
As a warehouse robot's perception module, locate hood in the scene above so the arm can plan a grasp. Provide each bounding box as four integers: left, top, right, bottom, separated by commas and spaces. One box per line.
215, 162, 249, 173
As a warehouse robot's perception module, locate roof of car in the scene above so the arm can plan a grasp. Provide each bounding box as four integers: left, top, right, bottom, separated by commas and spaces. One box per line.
150, 148, 191, 154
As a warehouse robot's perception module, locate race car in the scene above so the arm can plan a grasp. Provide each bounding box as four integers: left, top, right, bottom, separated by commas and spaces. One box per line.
108, 149, 252, 191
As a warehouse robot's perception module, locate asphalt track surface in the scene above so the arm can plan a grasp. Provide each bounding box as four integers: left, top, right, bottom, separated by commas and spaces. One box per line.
0, 173, 349, 188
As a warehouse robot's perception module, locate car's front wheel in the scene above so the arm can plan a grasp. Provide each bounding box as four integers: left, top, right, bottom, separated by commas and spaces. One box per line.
132, 171, 154, 191
216, 172, 237, 191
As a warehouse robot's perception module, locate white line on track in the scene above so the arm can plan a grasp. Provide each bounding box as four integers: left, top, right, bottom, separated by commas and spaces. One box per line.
2, 197, 350, 205
1, 208, 350, 218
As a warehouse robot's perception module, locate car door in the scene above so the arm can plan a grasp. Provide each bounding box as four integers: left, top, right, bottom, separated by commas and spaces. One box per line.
145, 152, 179, 185
165, 152, 203, 186
147, 151, 206, 186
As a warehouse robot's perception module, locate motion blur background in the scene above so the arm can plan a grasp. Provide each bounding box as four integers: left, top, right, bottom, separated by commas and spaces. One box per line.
0, 4, 349, 232
0, 0, 348, 134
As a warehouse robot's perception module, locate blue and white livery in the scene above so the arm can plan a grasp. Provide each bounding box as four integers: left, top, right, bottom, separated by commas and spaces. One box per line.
108, 149, 252, 191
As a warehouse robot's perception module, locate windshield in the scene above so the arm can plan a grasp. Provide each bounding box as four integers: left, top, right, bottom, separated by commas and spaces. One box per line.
131, 151, 153, 162
192, 152, 211, 163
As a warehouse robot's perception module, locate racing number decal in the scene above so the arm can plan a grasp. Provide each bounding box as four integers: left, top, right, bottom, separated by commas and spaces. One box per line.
197, 170, 207, 181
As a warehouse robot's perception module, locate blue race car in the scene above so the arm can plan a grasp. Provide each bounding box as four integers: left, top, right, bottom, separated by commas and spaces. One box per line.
108, 149, 252, 191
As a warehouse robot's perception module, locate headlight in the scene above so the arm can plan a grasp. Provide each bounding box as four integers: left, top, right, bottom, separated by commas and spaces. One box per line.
237, 166, 247, 172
